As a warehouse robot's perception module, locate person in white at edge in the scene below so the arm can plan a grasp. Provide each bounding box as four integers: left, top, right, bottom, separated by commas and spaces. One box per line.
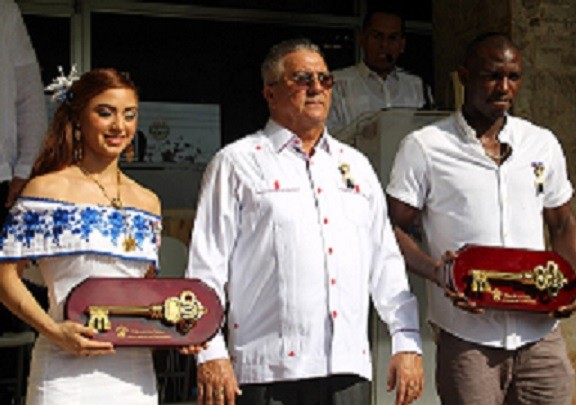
328, 6, 432, 137
0, 0, 46, 223
387, 33, 576, 404
186, 38, 424, 405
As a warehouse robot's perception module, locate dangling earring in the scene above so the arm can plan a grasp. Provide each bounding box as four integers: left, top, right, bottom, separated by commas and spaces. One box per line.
124, 143, 134, 163
73, 125, 83, 162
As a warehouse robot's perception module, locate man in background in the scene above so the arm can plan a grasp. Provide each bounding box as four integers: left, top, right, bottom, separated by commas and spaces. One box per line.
328, 6, 433, 138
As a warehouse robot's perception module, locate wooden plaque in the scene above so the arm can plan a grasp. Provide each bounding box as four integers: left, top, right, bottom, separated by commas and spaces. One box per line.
65, 278, 223, 347
448, 245, 576, 312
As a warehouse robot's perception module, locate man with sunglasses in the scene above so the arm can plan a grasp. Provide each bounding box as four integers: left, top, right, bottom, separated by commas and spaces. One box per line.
186, 38, 423, 405
328, 6, 433, 138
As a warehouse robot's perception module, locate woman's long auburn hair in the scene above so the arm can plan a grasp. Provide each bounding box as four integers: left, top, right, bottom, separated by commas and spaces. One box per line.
31, 68, 138, 178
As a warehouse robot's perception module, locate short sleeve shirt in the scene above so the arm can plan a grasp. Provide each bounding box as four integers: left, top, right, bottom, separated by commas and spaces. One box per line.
387, 111, 573, 349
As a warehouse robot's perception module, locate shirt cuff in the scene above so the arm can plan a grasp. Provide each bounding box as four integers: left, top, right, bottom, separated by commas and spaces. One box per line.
196, 332, 229, 364
13, 164, 32, 180
391, 329, 422, 355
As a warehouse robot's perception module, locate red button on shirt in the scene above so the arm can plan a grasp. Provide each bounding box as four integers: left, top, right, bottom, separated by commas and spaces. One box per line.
323, 217, 329, 225
332, 310, 338, 318
328, 247, 333, 254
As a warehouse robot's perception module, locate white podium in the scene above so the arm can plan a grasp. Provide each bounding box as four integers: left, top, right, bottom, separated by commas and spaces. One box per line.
337, 109, 451, 405
341, 109, 450, 186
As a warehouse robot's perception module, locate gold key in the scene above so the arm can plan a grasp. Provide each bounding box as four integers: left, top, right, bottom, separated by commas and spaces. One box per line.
85, 290, 208, 335
470, 260, 568, 298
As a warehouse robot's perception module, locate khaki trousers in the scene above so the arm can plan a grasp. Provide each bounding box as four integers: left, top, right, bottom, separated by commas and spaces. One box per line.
436, 327, 574, 405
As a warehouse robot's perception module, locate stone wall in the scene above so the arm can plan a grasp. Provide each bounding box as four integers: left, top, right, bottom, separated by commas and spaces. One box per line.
511, 0, 576, 184
432, 0, 509, 108
511, 3, 576, 400
433, 0, 576, 178
433, 0, 576, 401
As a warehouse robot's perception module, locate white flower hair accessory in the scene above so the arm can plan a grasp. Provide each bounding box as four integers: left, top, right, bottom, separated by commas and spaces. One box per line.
45, 65, 80, 103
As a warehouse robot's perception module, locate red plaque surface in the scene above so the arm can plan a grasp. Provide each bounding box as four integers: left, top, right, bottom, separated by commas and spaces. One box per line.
65, 278, 223, 347
448, 245, 576, 312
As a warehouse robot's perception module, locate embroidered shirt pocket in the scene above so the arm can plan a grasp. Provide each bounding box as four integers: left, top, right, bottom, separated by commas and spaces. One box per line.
255, 181, 302, 226
338, 185, 371, 227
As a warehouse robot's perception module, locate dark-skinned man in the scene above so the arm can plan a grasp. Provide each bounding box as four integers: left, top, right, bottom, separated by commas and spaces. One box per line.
387, 32, 576, 405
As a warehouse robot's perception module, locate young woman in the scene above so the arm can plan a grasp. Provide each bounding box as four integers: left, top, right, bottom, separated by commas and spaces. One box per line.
0, 68, 162, 404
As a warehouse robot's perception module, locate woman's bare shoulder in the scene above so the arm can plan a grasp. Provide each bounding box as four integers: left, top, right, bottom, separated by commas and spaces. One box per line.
21, 168, 76, 200
122, 175, 161, 216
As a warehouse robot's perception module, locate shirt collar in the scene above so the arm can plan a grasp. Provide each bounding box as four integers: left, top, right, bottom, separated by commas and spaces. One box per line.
455, 110, 512, 144
358, 61, 399, 82
264, 119, 332, 155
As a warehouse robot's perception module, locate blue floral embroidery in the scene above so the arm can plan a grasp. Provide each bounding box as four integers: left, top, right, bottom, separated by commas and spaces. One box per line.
132, 214, 151, 247
52, 208, 72, 242
79, 207, 102, 241
107, 210, 125, 243
21, 211, 43, 248
0, 202, 158, 253
0, 213, 17, 250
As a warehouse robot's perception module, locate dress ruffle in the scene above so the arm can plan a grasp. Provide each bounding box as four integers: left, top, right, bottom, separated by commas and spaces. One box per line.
0, 197, 161, 266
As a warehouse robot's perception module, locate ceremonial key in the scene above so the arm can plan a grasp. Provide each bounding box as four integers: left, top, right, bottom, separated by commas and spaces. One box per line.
470, 260, 568, 298
85, 290, 208, 335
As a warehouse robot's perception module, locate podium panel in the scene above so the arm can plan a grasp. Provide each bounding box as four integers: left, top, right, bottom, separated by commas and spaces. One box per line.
353, 109, 450, 185
344, 109, 450, 405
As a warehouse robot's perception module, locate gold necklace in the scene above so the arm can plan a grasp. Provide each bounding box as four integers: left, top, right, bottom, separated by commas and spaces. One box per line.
486, 144, 511, 161
481, 140, 510, 161
484, 149, 504, 160
77, 165, 123, 209
77, 165, 136, 251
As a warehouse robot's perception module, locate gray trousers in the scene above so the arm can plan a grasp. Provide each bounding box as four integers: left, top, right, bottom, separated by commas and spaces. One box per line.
436, 327, 574, 405
237, 374, 371, 405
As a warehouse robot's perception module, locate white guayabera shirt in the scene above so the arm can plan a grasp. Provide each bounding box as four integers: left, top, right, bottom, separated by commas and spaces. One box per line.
328, 62, 431, 137
188, 120, 421, 384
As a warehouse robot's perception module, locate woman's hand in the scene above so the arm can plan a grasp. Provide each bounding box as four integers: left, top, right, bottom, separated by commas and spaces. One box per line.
51, 321, 115, 356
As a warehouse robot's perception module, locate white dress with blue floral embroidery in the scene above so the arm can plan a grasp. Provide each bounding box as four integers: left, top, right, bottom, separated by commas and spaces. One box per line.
0, 197, 162, 405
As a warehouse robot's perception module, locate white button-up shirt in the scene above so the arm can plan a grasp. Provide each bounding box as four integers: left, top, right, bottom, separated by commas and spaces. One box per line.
0, 0, 46, 181
188, 120, 421, 384
328, 62, 430, 137
387, 111, 573, 350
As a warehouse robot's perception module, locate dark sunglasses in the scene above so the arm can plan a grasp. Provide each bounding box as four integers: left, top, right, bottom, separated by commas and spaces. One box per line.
289, 71, 335, 89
